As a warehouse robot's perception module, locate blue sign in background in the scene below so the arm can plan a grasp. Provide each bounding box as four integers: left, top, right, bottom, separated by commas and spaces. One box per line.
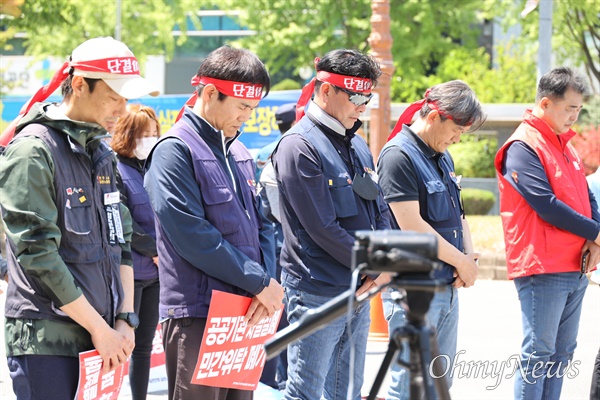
0, 90, 301, 151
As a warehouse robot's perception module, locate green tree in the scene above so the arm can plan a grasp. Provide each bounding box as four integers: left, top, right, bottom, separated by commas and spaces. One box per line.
272, 78, 302, 91
221, 0, 486, 87
489, 0, 600, 94
0, 0, 210, 62
558, 1, 600, 88
223, 0, 596, 101
219, 0, 372, 74
434, 44, 537, 103
461, 188, 496, 215
6, 0, 596, 103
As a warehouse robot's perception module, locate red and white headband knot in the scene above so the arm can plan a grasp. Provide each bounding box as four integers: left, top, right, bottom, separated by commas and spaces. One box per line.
387, 88, 454, 141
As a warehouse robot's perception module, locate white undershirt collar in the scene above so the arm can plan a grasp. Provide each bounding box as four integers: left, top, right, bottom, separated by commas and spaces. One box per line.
305, 101, 347, 136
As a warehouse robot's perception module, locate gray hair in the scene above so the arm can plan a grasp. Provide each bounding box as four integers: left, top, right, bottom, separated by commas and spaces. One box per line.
420, 80, 486, 130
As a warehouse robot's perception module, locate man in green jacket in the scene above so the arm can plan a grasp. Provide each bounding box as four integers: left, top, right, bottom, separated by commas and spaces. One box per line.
0, 36, 159, 399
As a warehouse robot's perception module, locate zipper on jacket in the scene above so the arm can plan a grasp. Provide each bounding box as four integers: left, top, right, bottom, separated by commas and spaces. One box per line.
89, 141, 116, 317
221, 133, 237, 193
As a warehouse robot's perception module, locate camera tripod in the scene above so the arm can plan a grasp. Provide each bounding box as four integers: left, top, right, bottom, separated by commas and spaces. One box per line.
365, 278, 451, 400
264, 276, 452, 400
264, 230, 452, 400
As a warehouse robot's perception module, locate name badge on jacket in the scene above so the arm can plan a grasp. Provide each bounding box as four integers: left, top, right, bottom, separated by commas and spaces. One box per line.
104, 191, 125, 244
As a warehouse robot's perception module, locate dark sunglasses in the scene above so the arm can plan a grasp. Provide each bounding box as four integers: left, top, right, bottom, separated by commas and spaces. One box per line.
336, 86, 373, 107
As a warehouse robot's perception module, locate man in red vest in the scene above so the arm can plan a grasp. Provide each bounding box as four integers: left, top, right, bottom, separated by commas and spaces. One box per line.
495, 67, 600, 400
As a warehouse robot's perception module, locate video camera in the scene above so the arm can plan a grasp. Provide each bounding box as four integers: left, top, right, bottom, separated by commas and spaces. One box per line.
265, 230, 442, 359
353, 230, 439, 274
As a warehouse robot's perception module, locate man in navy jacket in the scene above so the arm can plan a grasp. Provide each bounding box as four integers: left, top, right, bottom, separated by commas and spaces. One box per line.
273, 49, 391, 400
145, 46, 283, 400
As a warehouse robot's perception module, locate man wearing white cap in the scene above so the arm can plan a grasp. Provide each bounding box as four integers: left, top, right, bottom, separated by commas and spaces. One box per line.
0, 37, 159, 399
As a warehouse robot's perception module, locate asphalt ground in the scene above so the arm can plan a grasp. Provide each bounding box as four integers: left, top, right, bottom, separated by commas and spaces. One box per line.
1, 278, 598, 399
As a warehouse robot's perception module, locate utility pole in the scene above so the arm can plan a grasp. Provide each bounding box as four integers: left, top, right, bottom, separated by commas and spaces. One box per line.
537, 0, 553, 82
368, 0, 394, 161
367, 0, 394, 343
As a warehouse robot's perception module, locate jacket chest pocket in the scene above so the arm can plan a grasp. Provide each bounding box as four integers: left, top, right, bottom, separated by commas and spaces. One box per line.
62, 185, 95, 237
328, 177, 358, 219
128, 189, 154, 223
425, 180, 451, 222
203, 186, 240, 235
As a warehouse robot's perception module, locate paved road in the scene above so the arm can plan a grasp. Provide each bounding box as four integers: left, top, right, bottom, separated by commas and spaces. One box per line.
1, 279, 598, 399
446, 279, 597, 400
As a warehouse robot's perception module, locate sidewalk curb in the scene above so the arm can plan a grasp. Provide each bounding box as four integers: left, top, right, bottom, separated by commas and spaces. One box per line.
477, 253, 599, 284
478, 252, 508, 280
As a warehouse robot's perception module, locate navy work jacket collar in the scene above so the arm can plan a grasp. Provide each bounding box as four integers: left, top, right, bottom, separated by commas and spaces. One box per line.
180, 107, 241, 153
116, 154, 145, 173
401, 124, 440, 160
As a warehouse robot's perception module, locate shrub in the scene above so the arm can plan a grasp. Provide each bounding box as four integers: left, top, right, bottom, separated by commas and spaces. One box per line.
435, 44, 536, 103
462, 188, 495, 215
272, 78, 302, 91
448, 135, 498, 178
578, 96, 600, 128
570, 125, 600, 175
570, 96, 600, 175
390, 43, 536, 103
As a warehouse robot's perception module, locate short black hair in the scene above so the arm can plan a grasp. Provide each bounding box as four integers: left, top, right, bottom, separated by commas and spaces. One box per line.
536, 67, 590, 102
314, 49, 382, 93
61, 75, 99, 99
420, 80, 486, 130
194, 45, 271, 101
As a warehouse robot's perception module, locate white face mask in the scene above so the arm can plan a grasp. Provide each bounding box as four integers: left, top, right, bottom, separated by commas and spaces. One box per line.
133, 137, 158, 160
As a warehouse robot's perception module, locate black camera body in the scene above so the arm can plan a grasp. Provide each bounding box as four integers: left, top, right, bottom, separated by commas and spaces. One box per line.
265, 230, 442, 358
353, 230, 440, 275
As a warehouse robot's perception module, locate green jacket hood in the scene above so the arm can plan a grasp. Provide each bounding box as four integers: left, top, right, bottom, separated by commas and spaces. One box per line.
15, 102, 109, 148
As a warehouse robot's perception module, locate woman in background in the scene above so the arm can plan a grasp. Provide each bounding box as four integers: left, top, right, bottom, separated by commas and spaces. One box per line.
112, 104, 160, 400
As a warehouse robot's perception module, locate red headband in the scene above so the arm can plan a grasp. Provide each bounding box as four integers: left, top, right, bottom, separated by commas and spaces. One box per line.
71, 57, 140, 75
316, 71, 372, 93
192, 76, 263, 99
295, 60, 373, 121
175, 76, 264, 122
0, 56, 141, 146
387, 89, 454, 141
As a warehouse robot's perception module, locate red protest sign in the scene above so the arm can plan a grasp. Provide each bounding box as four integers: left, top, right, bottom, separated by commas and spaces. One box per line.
191, 290, 283, 390
76, 349, 127, 400
149, 323, 166, 369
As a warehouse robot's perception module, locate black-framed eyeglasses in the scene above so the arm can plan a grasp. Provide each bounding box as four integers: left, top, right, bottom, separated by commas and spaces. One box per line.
335, 86, 373, 107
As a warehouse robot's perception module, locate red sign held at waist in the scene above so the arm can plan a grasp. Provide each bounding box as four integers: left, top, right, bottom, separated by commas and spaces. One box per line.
191, 290, 283, 390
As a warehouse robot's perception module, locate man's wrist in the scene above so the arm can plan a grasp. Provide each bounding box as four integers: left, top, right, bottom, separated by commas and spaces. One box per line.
115, 318, 134, 330
116, 312, 139, 329
262, 273, 271, 288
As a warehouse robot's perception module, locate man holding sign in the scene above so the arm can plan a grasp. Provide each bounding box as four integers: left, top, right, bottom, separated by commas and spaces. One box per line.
145, 46, 283, 400
0, 37, 158, 398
